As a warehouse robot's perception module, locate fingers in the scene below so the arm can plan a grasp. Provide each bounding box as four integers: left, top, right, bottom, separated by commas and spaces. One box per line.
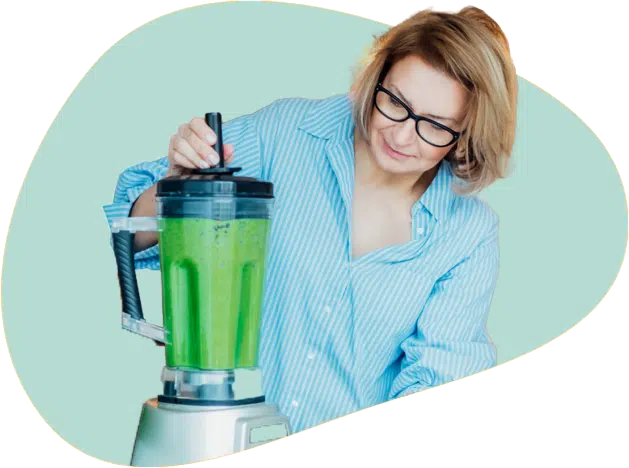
189, 117, 216, 145
189, 118, 233, 164
171, 132, 209, 169
168, 120, 236, 174
171, 148, 196, 169
177, 125, 220, 166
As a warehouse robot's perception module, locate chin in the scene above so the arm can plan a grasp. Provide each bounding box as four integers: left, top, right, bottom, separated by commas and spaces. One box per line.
375, 154, 413, 174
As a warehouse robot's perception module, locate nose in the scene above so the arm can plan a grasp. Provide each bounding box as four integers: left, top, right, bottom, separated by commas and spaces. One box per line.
391, 118, 417, 147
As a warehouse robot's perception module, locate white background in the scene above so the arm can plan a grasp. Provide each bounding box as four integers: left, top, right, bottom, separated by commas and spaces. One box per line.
0, 0, 629, 468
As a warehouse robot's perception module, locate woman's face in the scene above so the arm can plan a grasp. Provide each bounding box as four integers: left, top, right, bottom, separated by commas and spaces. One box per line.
367, 55, 469, 175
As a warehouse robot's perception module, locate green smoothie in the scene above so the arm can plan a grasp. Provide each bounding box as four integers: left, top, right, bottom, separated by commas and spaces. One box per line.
157, 217, 270, 370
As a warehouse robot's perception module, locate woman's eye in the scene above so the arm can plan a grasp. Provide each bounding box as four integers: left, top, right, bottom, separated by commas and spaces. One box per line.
388, 96, 403, 107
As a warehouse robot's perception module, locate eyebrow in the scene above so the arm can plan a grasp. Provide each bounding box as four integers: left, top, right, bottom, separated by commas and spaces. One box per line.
390, 83, 458, 124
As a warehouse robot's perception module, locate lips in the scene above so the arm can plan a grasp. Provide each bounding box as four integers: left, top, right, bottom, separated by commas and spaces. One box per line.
383, 139, 413, 159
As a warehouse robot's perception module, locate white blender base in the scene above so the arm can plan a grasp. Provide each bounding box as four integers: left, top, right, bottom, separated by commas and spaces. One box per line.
130, 398, 291, 466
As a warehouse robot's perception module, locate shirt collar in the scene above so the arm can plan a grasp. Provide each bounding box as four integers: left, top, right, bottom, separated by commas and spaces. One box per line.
298, 92, 455, 223
298, 93, 354, 142
417, 160, 456, 223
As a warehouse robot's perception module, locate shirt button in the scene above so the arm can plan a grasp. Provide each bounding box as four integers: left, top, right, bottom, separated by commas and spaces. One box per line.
291, 400, 299, 408
307, 351, 315, 360
323, 305, 332, 314
416, 227, 425, 235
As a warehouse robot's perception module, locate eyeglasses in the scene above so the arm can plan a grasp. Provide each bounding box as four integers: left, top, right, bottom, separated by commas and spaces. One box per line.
373, 83, 460, 147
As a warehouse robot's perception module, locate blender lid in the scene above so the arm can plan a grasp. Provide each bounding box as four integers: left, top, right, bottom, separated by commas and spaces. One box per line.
156, 112, 273, 199
157, 172, 273, 198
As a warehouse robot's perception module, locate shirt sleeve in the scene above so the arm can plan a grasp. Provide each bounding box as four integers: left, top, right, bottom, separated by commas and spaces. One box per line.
102, 103, 275, 270
388, 220, 500, 399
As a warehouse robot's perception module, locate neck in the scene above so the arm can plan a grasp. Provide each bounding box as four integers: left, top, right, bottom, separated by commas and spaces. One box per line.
354, 129, 438, 199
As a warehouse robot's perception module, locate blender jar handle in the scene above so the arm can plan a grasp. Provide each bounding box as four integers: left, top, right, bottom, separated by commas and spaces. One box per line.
111, 217, 169, 345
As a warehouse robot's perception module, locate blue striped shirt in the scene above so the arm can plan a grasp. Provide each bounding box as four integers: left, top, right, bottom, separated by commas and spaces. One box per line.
103, 93, 499, 432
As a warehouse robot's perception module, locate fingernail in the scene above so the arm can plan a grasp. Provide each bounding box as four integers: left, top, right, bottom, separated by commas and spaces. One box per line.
200, 160, 210, 168
206, 133, 216, 144
211, 155, 220, 165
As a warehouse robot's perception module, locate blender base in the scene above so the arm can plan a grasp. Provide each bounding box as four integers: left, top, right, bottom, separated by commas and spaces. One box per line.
130, 398, 291, 467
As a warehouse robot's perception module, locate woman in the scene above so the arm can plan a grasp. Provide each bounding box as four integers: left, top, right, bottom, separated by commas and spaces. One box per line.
104, 6, 517, 433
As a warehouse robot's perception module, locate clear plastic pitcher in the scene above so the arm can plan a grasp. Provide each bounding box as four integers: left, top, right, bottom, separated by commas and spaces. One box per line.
111, 112, 274, 371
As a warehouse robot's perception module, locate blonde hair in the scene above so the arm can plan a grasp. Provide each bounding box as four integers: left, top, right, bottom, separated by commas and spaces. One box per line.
351, 6, 518, 194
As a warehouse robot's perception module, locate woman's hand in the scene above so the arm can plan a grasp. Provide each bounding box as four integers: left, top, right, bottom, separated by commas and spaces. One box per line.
166, 118, 235, 176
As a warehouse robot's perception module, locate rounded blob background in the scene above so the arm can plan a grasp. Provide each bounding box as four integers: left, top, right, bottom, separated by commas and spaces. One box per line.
1, 2, 627, 465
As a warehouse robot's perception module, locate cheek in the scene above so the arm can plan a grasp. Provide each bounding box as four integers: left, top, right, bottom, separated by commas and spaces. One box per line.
367, 118, 388, 147
418, 141, 450, 162
370, 114, 390, 136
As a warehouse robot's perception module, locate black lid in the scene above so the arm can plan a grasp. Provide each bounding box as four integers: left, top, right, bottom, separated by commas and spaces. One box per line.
156, 112, 273, 199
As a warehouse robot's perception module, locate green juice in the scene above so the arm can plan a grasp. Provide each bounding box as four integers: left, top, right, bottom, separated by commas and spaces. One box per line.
157, 217, 270, 370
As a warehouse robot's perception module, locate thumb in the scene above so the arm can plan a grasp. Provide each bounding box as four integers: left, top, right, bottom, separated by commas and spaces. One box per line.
224, 143, 235, 164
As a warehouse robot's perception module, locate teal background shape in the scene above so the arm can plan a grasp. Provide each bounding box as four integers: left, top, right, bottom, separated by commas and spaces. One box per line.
1, 2, 627, 465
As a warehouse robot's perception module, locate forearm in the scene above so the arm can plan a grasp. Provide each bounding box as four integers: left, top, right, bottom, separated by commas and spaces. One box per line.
129, 183, 159, 251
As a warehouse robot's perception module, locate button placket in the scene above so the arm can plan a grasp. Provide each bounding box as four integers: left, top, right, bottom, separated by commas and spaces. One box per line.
412, 209, 422, 238
411, 206, 434, 247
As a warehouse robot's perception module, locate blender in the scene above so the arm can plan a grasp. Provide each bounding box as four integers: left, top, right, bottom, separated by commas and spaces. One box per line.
111, 113, 290, 466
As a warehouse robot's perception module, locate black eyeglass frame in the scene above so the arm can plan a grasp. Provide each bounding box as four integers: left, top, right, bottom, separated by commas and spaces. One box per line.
373, 82, 461, 148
